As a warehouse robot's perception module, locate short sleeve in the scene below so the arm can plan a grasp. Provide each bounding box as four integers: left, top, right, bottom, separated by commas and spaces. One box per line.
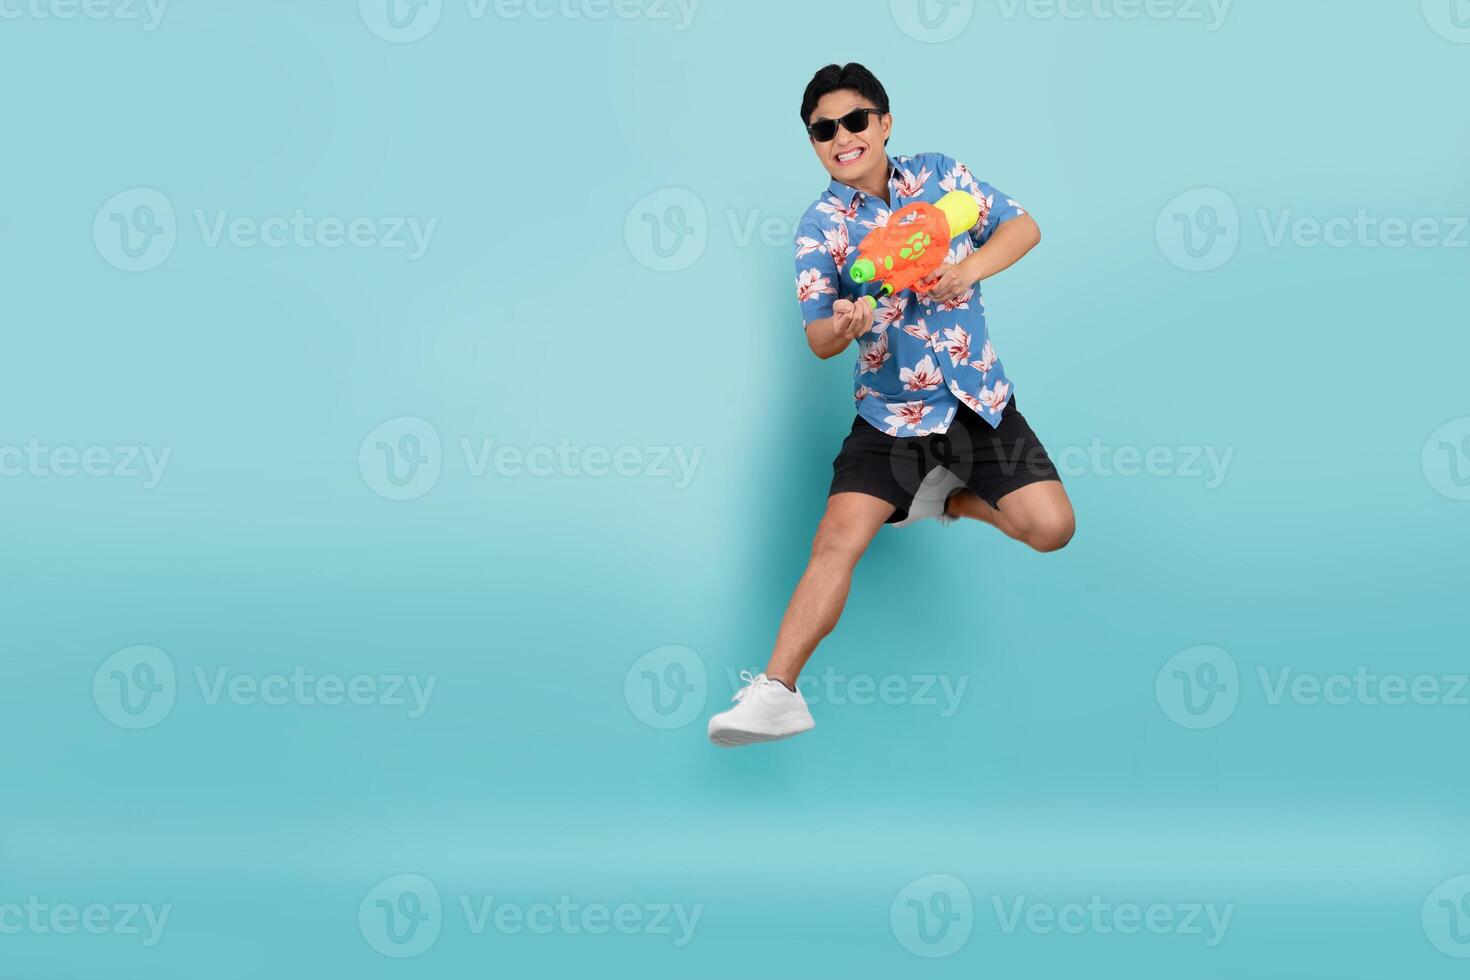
793, 215, 840, 325
937, 153, 1028, 248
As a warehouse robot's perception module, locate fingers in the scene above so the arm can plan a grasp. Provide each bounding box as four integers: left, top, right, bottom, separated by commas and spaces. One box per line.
919, 263, 964, 303
831, 301, 851, 337
929, 273, 960, 303
832, 297, 874, 342
833, 307, 859, 340
844, 308, 870, 339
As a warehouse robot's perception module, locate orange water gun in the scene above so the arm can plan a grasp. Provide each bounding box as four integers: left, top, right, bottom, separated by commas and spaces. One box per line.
849, 190, 981, 306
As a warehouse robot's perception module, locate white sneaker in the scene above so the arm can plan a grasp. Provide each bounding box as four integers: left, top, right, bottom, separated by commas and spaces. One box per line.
707, 671, 815, 747
891, 466, 966, 529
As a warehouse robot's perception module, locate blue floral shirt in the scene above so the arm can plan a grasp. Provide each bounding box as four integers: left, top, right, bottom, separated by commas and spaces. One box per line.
793, 151, 1026, 435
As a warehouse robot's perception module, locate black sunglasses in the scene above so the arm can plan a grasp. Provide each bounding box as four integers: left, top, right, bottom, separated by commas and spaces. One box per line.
806, 107, 883, 143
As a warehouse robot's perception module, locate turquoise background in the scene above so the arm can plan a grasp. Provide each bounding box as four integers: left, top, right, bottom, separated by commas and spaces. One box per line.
2, 0, 1468, 975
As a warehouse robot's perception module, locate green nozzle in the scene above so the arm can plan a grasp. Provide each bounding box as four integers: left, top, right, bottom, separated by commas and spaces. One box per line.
850, 257, 876, 284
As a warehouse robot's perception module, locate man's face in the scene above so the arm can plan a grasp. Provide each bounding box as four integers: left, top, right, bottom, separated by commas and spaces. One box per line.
807, 89, 891, 185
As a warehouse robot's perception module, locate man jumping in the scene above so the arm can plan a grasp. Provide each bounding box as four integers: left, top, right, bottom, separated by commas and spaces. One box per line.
708, 63, 1075, 747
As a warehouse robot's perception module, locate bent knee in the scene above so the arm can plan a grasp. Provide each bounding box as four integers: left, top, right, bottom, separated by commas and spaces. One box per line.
811, 521, 872, 563
1023, 512, 1075, 553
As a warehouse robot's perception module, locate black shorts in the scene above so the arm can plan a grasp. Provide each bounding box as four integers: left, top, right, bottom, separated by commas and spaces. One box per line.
829, 397, 1062, 523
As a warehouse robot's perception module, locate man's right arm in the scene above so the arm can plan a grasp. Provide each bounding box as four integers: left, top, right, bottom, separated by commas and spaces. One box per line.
795, 216, 875, 359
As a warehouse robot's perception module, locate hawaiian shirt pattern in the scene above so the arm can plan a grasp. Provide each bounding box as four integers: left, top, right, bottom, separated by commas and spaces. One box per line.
793, 151, 1027, 436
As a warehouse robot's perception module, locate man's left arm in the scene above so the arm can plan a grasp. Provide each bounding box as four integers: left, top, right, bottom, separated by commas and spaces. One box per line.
921, 159, 1041, 303
957, 212, 1040, 284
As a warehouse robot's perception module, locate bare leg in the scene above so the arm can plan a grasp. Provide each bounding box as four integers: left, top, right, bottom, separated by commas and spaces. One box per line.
945, 481, 1076, 552
763, 492, 895, 686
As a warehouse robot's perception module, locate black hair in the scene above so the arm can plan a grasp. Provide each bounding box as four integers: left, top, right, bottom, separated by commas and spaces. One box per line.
799, 63, 890, 129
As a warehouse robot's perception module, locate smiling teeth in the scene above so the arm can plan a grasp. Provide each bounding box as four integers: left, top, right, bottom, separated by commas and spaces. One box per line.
837, 148, 864, 162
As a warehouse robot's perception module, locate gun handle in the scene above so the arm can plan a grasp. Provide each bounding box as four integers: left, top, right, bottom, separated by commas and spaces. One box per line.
860, 283, 896, 309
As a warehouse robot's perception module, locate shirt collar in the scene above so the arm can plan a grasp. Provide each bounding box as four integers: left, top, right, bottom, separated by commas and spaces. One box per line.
826, 155, 902, 208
